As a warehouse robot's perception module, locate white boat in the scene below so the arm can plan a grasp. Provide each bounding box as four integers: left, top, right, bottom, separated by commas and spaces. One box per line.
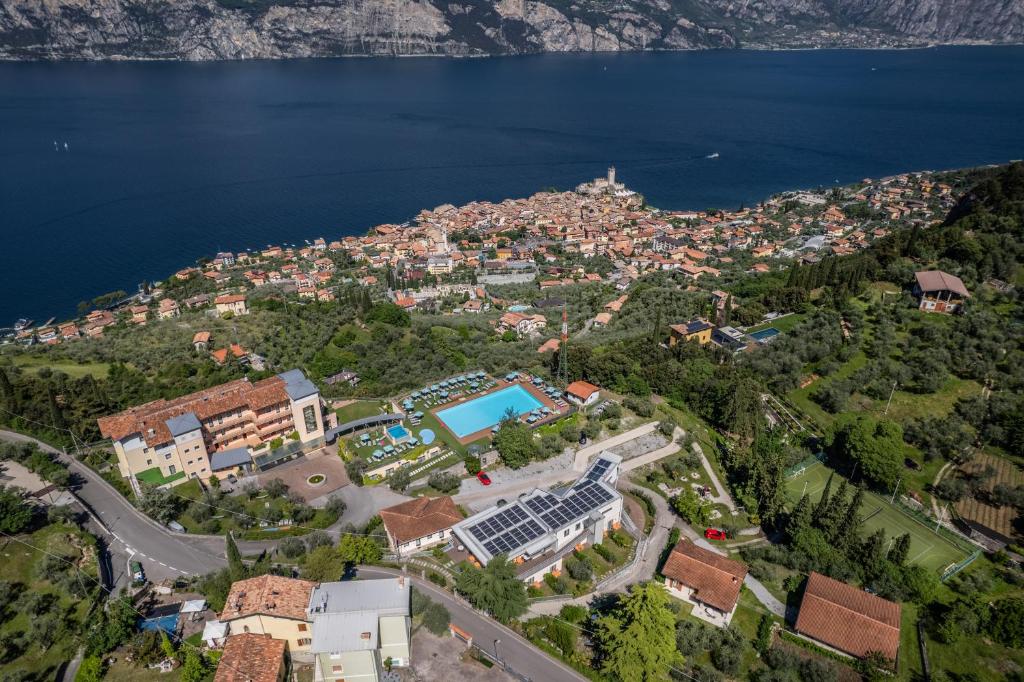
706, 152, 719, 159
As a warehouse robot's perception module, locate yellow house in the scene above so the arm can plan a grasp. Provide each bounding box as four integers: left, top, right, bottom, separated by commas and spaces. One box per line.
219, 575, 315, 654
669, 318, 713, 346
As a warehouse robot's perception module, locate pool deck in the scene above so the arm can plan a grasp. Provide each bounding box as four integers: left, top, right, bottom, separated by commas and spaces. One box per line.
431, 379, 565, 445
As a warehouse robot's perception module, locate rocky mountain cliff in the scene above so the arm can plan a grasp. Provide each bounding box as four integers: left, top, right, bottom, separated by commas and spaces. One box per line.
1, 0, 1021, 60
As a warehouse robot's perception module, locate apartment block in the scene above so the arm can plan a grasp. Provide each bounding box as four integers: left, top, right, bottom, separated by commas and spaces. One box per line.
98, 369, 327, 485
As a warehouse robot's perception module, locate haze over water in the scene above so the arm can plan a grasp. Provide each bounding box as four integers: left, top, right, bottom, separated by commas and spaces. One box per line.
2, 46, 1023, 324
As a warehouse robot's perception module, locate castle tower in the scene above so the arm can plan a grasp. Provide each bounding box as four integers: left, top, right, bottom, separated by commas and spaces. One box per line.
607, 166, 616, 186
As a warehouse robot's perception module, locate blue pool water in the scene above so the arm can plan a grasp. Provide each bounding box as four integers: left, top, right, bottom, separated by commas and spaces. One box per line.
387, 425, 410, 440
749, 328, 780, 341
436, 385, 543, 438
419, 428, 436, 445
140, 615, 178, 635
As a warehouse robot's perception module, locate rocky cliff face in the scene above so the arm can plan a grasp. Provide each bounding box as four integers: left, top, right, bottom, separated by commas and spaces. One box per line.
0, 0, 1021, 60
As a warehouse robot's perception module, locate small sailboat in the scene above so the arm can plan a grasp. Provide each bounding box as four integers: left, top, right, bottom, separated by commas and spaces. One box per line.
63, 141, 69, 151
706, 152, 720, 159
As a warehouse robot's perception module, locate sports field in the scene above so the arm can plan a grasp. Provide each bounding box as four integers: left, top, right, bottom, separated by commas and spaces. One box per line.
785, 461, 972, 574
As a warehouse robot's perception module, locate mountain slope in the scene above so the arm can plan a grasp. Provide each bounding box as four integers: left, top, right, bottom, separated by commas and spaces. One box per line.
0, 0, 1021, 60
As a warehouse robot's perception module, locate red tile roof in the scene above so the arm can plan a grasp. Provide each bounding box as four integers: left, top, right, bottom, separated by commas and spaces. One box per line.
380, 496, 463, 546
662, 541, 747, 613
214, 633, 286, 682
915, 270, 970, 297
220, 575, 316, 623
795, 572, 901, 661
566, 381, 599, 401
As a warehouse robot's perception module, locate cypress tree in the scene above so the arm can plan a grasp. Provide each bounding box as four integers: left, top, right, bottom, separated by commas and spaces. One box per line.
787, 493, 813, 541
812, 473, 834, 522
226, 533, 246, 581
835, 485, 865, 550
890, 533, 912, 565
820, 480, 849, 539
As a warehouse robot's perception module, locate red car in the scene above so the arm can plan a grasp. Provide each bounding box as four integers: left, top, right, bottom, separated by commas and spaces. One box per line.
704, 528, 726, 541
476, 471, 491, 486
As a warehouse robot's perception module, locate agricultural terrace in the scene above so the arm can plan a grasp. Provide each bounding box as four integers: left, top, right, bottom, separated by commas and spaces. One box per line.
954, 451, 1024, 543
786, 460, 973, 574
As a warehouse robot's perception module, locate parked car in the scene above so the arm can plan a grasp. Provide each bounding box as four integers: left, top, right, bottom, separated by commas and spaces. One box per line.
130, 560, 146, 585
476, 471, 491, 486
704, 528, 727, 541
579, 435, 588, 446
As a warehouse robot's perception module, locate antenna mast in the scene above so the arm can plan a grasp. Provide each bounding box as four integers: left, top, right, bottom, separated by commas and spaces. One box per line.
558, 305, 568, 385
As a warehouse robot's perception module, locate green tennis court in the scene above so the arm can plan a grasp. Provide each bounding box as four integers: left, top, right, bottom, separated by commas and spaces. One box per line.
785, 461, 972, 574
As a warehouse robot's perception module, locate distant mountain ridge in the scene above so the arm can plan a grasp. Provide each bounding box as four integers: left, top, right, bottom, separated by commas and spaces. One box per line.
1, 0, 1022, 60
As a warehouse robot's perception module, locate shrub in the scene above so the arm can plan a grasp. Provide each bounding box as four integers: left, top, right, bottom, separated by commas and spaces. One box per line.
422, 601, 451, 636
427, 571, 447, 588
463, 456, 481, 475
565, 555, 593, 582
345, 459, 368, 486
305, 530, 333, 552
428, 471, 461, 493
593, 543, 614, 562
544, 573, 569, 594
559, 604, 588, 624
658, 419, 677, 437
264, 478, 289, 498
278, 537, 306, 559
388, 467, 411, 493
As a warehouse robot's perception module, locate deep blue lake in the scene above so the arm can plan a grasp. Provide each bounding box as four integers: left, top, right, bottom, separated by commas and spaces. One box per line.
2, 47, 1023, 324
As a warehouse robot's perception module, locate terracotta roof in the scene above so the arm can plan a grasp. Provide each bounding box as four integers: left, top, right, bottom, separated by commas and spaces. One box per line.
220, 575, 316, 623
566, 380, 599, 401
794, 572, 901, 661
214, 633, 286, 682
215, 294, 247, 305
97, 375, 291, 447
193, 331, 211, 343
915, 270, 969, 297
379, 496, 463, 546
662, 541, 747, 613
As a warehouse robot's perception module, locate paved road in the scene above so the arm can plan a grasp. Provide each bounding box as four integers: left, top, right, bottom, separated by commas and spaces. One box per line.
0, 430, 225, 584
357, 566, 588, 682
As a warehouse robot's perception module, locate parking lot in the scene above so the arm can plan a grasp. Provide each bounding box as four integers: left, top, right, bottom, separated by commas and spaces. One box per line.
250, 447, 350, 504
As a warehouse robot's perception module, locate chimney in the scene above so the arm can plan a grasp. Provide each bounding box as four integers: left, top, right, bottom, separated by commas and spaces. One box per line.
398, 576, 405, 588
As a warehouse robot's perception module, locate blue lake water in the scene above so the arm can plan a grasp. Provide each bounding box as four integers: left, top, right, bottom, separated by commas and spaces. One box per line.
2, 47, 1024, 324
437, 385, 543, 438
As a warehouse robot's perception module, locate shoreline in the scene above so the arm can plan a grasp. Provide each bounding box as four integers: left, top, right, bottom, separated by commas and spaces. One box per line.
3, 159, 1006, 329
2, 41, 1024, 64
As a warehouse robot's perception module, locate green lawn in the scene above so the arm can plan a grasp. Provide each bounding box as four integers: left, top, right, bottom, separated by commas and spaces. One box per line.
334, 400, 386, 425
136, 466, 186, 486
785, 461, 971, 574
9, 355, 111, 379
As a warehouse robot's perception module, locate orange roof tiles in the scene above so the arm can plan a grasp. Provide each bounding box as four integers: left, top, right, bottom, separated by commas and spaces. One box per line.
662, 540, 747, 613
379, 496, 463, 546
794, 572, 901, 661
214, 633, 286, 682
566, 380, 599, 401
220, 575, 316, 623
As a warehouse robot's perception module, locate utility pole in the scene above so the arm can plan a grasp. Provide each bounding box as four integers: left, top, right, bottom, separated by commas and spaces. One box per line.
884, 380, 898, 415
890, 476, 902, 505
557, 305, 568, 386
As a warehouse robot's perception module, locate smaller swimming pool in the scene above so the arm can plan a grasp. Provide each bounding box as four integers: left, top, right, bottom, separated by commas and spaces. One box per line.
387, 425, 410, 441
140, 614, 178, 635
749, 327, 780, 342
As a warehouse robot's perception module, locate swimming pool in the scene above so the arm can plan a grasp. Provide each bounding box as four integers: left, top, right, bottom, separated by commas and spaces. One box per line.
436, 385, 543, 439
749, 327, 780, 342
387, 424, 410, 441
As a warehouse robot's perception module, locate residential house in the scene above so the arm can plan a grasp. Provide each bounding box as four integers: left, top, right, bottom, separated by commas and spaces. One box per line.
214, 633, 287, 682
565, 380, 600, 407
711, 326, 748, 353
308, 578, 411, 682
537, 338, 560, 354
668, 318, 713, 346
498, 312, 547, 338
215, 294, 249, 316
452, 454, 623, 584
158, 298, 180, 320
662, 541, 747, 627
592, 312, 612, 328
794, 572, 901, 663
129, 305, 149, 325
913, 270, 969, 314
379, 496, 463, 557
193, 331, 211, 351
219, 575, 316, 655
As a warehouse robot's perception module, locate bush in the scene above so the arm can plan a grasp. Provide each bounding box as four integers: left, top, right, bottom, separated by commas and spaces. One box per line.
388, 467, 411, 493
565, 554, 593, 582
463, 456, 481, 475
544, 573, 569, 594
345, 459, 368, 486
559, 604, 588, 624
427, 571, 447, 588
422, 601, 451, 636
305, 530, 333, 552
428, 471, 461, 493
593, 543, 614, 562
278, 537, 306, 559
658, 419, 676, 437
264, 478, 289, 499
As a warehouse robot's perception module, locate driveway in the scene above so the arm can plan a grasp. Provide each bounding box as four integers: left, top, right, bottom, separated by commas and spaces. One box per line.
249, 448, 350, 506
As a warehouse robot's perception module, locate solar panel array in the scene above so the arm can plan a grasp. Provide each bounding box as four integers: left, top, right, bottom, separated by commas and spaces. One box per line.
523, 493, 560, 515
467, 504, 547, 556
538, 481, 615, 529
584, 457, 613, 483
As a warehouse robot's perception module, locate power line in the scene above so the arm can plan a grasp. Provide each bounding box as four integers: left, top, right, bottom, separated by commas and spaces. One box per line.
0, 527, 255, 681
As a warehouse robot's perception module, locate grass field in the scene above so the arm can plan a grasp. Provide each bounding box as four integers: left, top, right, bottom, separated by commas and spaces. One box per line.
785, 461, 971, 574
9, 355, 111, 379
746, 312, 807, 335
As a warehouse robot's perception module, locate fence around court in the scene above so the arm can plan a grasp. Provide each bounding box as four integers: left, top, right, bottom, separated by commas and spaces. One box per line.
940, 549, 982, 582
